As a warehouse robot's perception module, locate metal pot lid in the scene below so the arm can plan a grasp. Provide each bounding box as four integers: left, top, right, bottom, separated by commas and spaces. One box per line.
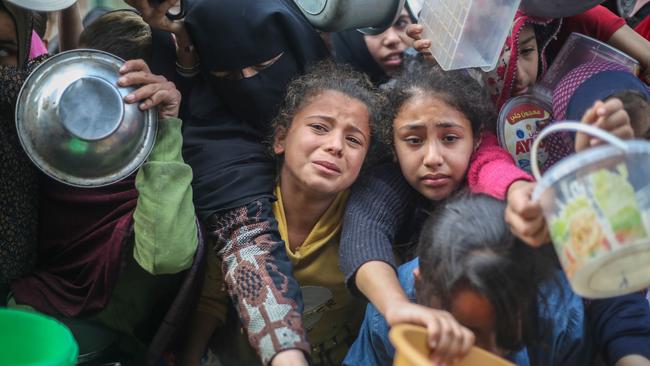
15, 49, 157, 188
6, 0, 76, 11
519, 0, 604, 18
358, 0, 406, 35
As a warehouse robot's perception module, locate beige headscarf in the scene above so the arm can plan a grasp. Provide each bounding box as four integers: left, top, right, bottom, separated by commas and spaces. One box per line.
1, 0, 34, 68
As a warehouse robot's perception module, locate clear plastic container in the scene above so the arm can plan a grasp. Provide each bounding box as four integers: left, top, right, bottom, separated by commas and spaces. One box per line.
419, 0, 521, 71
532, 123, 650, 299
535, 32, 641, 101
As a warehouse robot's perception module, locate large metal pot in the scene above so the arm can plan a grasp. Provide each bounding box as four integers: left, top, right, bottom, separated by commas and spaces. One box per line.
293, 0, 406, 35
5, 0, 76, 11
15, 49, 157, 187
519, 0, 604, 18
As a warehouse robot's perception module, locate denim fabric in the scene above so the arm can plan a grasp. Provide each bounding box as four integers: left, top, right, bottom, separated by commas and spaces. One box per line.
343, 258, 593, 366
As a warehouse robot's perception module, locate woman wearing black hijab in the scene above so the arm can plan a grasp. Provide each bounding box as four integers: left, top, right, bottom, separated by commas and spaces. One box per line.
0, 0, 44, 296
126, 0, 330, 364
331, 7, 414, 85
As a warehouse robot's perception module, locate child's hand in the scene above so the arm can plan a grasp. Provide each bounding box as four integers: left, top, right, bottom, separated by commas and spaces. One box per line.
270, 349, 309, 366
124, 0, 186, 36
615, 355, 650, 366
405, 24, 435, 62
575, 98, 634, 152
118, 59, 181, 120
505, 181, 549, 247
385, 301, 474, 365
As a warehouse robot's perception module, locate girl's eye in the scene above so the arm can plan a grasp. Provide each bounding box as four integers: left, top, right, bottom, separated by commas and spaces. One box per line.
442, 134, 459, 143
346, 136, 363, 147
405, 136, 423, 145
310, 124, 329, 133
0, 49, 9, 58
519, 47, 536, 57
394, 19, 411, 30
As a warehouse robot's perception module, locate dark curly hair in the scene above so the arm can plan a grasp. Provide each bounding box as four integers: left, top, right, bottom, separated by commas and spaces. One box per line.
270, 60, 385, 152
377, 60, 496, 147
416, 193, 558, 353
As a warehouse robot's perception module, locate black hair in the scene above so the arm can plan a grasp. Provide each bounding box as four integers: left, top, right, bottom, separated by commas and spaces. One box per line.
378, 59, 496, 147
271, 60, 385, 155
415, 193, 556, 352
32, 11, 46, 39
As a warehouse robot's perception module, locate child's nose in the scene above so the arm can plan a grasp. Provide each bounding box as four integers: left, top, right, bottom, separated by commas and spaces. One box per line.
423, 141, 444, 167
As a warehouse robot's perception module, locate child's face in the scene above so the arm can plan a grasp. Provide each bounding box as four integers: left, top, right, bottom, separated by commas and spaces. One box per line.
449, 288, 504, 357
513, 25, 539, 96
0, 10, 18, 66
364, 9, 413, 77
274, 90, 371, 196
392, 93, 475, 201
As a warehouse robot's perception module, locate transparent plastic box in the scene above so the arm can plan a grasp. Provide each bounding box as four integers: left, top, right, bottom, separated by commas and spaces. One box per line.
419, 0, 521, 71
535, 32, 641, 101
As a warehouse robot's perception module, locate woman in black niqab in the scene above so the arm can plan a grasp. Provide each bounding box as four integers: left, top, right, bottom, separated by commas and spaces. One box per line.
184, 0, 330, 130
180, 0, 331, 364
0, 0, 44, 290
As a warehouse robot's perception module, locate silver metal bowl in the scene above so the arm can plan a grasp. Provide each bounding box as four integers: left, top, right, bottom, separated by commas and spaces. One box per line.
6, 0, 77, 12
15, 49, 157, 187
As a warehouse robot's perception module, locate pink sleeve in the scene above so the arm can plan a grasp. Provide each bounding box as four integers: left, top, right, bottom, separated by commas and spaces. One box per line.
466, 132, 533, 200
29, 31, 48, 59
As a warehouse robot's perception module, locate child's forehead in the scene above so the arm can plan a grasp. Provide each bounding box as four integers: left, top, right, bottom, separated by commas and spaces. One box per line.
518, 25, 536, 43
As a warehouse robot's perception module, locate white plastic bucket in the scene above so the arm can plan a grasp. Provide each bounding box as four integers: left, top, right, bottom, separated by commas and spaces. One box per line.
531, 122, 650, 298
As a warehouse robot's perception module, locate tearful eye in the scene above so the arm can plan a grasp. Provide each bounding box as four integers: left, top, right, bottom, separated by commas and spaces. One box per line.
346, 136, 362, 146
310, 124, 328, 133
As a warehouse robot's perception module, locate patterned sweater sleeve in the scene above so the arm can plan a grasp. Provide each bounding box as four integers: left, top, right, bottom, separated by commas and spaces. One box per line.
467, 132, 533, 200
339, 163, 418, 293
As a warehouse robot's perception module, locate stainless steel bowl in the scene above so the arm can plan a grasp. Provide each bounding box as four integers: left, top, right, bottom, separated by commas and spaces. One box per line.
15, 49, 157, 187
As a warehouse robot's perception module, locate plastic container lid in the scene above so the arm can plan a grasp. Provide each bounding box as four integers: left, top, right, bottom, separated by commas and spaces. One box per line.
497, 95, 554, 173
0, 309, 78, 366
419, 0, 521, 71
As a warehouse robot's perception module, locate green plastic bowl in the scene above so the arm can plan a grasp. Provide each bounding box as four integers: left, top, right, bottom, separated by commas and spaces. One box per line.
0, 308, 78, 366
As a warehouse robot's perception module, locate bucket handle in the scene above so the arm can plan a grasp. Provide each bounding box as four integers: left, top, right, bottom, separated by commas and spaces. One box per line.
531, 121, 629, 181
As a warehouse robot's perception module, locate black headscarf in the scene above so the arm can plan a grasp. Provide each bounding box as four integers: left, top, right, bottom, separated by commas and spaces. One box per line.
331, 30, 388, 85
1, 0, 32, 69
184, 0, 330, 130
181, 81, 276, 219
1, 0, 41, 285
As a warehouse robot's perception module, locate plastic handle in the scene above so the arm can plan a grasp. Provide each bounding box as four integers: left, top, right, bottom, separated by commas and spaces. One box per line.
530, 121, 629, 181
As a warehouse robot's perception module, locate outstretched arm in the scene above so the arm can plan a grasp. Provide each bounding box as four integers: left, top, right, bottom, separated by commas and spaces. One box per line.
118, 59, 198, 274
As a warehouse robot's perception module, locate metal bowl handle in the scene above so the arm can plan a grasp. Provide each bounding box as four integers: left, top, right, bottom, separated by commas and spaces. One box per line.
531, 121, 629, 182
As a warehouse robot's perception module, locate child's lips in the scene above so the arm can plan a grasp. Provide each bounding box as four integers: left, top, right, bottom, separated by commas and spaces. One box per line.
313, 160, 341, 175
383, 53, 403, 67
421, 174, 451, 188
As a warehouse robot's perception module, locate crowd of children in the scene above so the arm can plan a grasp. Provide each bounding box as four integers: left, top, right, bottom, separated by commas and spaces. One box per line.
1, 0, 650, 365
